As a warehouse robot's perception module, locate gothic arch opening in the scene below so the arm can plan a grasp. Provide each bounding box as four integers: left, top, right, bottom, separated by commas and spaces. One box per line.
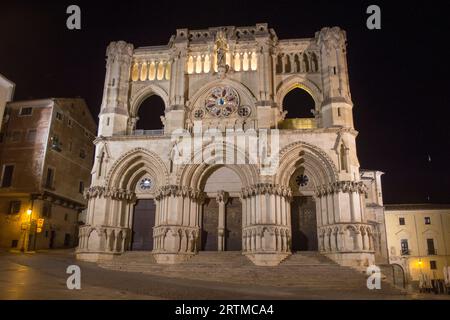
200, 166, 243, 251
283, 87, 315, 119
135, 95, 165, 130
289, 167, 318, 252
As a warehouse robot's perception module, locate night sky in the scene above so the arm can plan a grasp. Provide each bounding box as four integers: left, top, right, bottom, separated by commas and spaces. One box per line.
1, 0, 449, 204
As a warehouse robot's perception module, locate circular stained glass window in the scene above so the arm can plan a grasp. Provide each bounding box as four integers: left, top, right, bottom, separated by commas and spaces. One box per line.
295, 174, 309, 187
205, 86, 239, 117
139, 178, 153, 191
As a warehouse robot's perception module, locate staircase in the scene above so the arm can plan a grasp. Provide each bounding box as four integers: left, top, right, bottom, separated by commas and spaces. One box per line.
98, 251, 406, 296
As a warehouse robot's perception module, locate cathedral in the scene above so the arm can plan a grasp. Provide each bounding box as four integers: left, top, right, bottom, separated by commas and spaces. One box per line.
76, 24, 388, 268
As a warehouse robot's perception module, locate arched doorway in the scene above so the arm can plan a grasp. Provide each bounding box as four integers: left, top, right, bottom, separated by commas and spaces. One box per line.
201, 166, 243, 251
289, 167, 318, 251
131, 198, 156, 251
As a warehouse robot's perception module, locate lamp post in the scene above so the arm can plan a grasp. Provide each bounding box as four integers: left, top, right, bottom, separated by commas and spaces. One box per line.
20, 208, 33, 252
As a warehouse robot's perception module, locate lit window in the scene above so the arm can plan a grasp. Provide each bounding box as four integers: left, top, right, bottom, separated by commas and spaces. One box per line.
242, 52, 249, 71
250, 52, 257, 70
140, 61, 148, 81
234, 53, 241, 71
131, 63, 139, 81
165, 62, 171, 80
187, 56, 194, 74
148, 61, 156, 80
157, 61, 165, 80
195, 56, 202, 74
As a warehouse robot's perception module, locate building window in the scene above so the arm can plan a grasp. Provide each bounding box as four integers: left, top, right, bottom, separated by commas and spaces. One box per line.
430, 260, 437, 270
67, 118, 73, 127
56, 112, 63, 121
64, 213, 68, 221
9, 201, 21, 214
79, 181, 84, 194
11, 240, 18, 248
1, 164, 14, 188
42, 202, 52, 218
11, 131, 21, 142
425, 217, 431, 225
400, 239, 409, 255
427, 238, 436, 255
26, 129, 37, 142
399, 217, 405, 225
64, 234, 71, 247
79, 149, 86, 159
50, 135, 62, 152
45, 167, 54, 189
19, 107, 33, 116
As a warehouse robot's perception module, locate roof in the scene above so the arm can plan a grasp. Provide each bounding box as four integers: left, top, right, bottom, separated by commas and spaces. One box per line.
385, 203, 450, 211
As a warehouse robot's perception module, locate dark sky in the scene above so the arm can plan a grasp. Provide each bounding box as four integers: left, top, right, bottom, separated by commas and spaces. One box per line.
1, 0, 449, 204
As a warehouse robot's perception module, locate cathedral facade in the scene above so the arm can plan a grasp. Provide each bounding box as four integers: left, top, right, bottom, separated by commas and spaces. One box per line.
77, 24, 387, 268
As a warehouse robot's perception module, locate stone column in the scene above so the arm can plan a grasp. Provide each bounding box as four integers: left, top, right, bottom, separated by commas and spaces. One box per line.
216, 190, 229, 252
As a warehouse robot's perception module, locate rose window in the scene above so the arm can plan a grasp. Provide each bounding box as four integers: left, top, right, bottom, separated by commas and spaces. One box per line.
205, 87, 239, 117
139, 177, 153, 191
295, 174, 309, 187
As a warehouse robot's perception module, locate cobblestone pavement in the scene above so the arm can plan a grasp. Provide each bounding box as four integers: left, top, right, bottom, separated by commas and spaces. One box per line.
0, 250, 448, 300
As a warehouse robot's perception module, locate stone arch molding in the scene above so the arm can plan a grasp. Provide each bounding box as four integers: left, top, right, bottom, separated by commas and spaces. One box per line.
105, 147, 169, 191
276, 141, 338, 187
275, 75, 323, 111
187, 77, 257, 111
129, 83, 169, 118
176, 141, 259, 189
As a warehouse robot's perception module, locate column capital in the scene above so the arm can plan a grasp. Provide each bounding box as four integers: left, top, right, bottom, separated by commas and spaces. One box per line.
216, 190, 229, 204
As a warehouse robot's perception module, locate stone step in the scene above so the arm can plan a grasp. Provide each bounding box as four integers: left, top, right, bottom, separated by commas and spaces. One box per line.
97, 251, 405, 295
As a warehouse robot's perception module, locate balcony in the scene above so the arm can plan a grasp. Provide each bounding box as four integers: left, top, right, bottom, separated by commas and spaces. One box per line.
278, 118, 317, 130
131, 129, 165, 136
427, 248, 437, 255
401, 249, 410, 256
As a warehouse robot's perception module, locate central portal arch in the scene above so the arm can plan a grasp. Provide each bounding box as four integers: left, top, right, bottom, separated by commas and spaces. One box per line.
201, 166, 243, 251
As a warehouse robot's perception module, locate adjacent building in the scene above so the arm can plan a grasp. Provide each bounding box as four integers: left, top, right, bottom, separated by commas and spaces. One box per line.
0, 74, 15, 131
0, 98, 97, 251
385, 204, 450, 286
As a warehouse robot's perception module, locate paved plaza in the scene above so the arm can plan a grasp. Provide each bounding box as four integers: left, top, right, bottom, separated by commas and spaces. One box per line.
0, 250, 448, 300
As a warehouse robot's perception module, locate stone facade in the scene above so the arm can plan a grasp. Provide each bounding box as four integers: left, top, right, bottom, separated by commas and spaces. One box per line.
0, 98, 96, 250
77, 24, 386, 267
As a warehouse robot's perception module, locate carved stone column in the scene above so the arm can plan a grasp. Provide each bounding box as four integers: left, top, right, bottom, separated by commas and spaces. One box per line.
216, 190, 229, 251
